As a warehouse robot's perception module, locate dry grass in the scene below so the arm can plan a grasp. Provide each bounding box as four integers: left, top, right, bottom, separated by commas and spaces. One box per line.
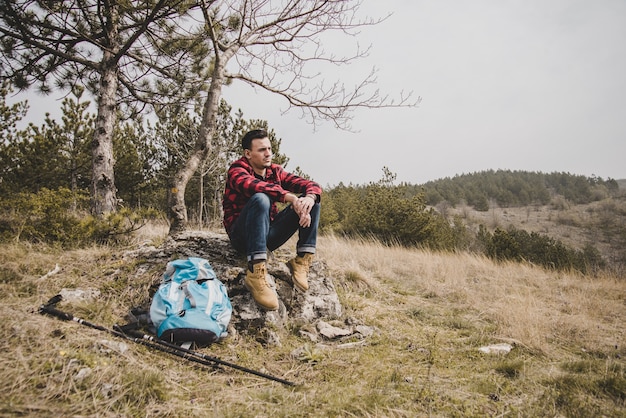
0, 230, 624, 417
319, 235, 625, 354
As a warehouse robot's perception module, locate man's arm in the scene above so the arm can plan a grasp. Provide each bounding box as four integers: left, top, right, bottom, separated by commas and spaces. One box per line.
227, 164, 291, 202
279, 170, 322, 199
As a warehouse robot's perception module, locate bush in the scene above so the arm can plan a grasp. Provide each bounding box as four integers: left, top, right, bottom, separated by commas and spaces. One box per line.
0, 188, 89, 245
0, 188, 160, 247
324, 183, 464, 251
480, 226, 605, 274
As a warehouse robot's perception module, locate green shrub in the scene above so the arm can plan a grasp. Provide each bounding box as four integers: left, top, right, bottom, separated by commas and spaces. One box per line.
325, 183, 463, 251
0, 188, 160, 247
78, 207, 161, 245
0, 188, 89, 244
480, 226, 605, 273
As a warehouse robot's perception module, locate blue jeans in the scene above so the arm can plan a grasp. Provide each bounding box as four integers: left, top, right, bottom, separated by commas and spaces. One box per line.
228, 193, 320, 261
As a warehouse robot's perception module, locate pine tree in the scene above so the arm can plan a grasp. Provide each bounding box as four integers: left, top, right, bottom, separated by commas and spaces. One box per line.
0, 1, 203, 215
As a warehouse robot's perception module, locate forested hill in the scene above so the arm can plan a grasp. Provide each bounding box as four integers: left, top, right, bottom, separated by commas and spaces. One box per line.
408, 170, 622, 210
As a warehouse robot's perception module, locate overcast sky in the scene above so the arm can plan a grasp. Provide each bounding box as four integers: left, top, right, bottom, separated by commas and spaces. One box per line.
17, 0, 626, 187
223, 0, 626, 187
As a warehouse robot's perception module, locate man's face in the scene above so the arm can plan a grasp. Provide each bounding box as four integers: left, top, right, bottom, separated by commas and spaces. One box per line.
245, 137, 272, 174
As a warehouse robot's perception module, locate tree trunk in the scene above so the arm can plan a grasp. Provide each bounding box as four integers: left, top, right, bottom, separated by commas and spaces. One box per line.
199, 161, 205, 227
91, 31, 119, 216
168, 50, 234, 235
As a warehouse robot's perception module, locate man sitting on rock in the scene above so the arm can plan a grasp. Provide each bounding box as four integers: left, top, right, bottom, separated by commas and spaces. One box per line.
222, 129, 322, 311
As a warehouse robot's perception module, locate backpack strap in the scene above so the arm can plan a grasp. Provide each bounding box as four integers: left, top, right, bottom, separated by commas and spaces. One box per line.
180, 281, 196, 309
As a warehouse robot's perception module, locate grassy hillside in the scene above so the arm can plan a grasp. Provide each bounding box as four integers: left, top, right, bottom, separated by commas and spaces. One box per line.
322, 171, 626, 274
1, 225, 624, 417
448, 198, 626, 271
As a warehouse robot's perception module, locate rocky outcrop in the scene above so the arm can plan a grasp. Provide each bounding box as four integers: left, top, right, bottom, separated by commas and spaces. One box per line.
124, 231, 373, 346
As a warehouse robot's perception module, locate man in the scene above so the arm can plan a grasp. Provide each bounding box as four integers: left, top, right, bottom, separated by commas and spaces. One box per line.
223, 129, 322, 311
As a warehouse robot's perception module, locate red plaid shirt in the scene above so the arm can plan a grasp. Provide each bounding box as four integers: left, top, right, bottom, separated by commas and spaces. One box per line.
222, 156, 322, 233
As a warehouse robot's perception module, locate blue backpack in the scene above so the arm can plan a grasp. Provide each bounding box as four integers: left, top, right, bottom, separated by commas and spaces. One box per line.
150, 257, 232, 346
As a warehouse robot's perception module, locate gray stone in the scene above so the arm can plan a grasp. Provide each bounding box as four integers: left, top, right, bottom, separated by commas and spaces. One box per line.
59, 288, 101, 303
126, 231, 345, 341
317, 320, 353, 339
355, 325, 375, 337
74, 367, 92, 382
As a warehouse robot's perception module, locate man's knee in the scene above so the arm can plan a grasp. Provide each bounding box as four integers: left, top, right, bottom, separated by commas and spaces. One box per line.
249, 193, 271, 209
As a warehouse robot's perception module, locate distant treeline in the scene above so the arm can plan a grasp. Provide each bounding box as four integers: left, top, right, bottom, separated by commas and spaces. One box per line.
412, 170, 621, 210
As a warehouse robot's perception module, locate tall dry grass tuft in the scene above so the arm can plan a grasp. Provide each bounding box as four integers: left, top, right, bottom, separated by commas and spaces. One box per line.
129, 219, 170, 246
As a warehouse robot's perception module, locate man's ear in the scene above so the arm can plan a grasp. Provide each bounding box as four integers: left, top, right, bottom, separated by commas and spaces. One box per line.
244, 148, 251, 158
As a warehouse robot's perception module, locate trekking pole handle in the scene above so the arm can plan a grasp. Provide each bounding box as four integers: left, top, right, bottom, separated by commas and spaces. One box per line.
39, 304, 73, 321
39, 295, 73, 321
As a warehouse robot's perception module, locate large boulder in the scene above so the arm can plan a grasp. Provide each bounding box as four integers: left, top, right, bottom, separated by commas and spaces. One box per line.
125, 231, 345, 345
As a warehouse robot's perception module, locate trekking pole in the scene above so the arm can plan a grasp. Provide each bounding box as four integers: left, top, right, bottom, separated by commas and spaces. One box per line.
38, 296, 224, 369
38, 295, 296, 386
113, 324, 296, 386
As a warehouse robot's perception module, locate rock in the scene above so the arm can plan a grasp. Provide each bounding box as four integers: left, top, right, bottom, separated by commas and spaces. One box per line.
59, 288, 101, 303
355, 325, 375, 338
479, 343, 513, 355
127, 231, 347, 343
74, 367, 92, 382
96, 339, 129, 355
274, 260, 343, 321
298, 330, 319, 343
317, 320, 353, 339
100, 383, 115, 398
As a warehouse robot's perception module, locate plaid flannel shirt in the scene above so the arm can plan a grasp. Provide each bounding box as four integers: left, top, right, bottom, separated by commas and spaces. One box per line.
222, 156, 322, 234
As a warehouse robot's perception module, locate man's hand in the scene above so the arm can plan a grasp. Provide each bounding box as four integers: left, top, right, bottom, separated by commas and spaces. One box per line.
299, 212, 312, 228
293, 194, 316, 228
294, 195, 315, 214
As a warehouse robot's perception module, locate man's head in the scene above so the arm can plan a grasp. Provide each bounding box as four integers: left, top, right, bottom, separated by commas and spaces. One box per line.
242, 129, 268, 150
242, 129, 272, 175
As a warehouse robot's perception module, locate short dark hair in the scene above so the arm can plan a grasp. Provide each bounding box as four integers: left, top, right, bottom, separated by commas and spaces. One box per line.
242, 129, 268, 150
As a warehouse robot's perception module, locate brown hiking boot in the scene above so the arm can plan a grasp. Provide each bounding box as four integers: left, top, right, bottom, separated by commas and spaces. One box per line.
244, 262, 278, 311
287, 253, 314, 292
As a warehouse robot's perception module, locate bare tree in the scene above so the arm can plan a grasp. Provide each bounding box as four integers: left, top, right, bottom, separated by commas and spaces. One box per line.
0, 0, 203, 215
168, 0, 417, 234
